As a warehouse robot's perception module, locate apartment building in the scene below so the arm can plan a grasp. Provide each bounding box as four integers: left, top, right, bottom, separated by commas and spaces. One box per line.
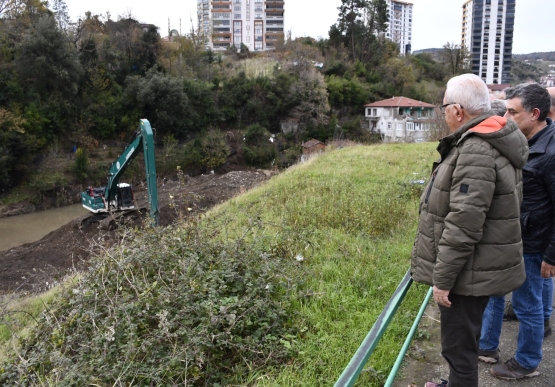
461, 0, 515, 84
385, 0, 413, 55
197, 0, 285, 51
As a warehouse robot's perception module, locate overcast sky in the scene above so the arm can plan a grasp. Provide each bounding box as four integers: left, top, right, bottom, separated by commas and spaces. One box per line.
63, 0, 555, 55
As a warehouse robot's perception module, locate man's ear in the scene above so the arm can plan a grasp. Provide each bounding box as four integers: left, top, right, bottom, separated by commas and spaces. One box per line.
531, 108, 541, 121
456, 105, 465, 122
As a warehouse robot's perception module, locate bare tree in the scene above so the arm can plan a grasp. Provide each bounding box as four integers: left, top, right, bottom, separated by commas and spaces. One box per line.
441, 42, 471, 75
51, 0, 70, 31
428, 108, 450, 141
0, 0, 16, 17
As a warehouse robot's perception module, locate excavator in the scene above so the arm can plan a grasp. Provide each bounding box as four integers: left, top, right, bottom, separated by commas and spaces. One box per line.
80, 119, 159, 227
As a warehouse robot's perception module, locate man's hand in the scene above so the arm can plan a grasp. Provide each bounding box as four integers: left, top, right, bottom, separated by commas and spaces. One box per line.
433, 286, 452, 308
541, 261, 555, 278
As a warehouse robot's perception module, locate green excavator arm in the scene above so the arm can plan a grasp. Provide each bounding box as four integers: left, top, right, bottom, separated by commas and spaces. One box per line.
81, 119, 159, 226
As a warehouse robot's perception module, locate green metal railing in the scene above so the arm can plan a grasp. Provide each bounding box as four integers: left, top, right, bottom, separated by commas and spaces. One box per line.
334, 269, 433, 387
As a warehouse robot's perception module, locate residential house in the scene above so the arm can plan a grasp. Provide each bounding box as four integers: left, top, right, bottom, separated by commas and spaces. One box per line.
301, 139, 326, 155
364, 97, 436, 142
487, 83, 510, 97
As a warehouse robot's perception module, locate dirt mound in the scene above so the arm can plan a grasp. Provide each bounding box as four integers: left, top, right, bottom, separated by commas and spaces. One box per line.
0, 170, 276, 294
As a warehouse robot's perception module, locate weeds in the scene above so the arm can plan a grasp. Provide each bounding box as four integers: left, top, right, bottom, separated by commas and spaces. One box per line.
0, 219, 306, 386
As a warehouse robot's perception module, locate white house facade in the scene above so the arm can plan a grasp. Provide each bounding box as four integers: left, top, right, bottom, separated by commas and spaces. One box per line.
364, 96, 436, 142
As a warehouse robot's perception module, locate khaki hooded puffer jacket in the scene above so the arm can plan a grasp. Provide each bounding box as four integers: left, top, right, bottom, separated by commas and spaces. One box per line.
411, 113, 529, 296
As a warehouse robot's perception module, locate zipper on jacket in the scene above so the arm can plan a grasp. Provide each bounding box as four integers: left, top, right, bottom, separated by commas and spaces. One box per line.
425, 171, 438, 204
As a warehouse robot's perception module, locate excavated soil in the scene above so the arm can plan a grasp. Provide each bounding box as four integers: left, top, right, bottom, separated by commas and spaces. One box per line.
0, 170, 276, 294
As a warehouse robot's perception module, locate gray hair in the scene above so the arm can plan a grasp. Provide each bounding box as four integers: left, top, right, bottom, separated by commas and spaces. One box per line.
444, 74, 491, 116
491, 99, 507, 117
505, 83, 551, 121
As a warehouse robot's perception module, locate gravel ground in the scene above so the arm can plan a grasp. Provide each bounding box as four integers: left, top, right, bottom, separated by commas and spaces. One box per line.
395, 287, 555, 387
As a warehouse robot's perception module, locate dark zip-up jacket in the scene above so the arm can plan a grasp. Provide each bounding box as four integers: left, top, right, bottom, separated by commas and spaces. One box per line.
411, 113, 528, 296
521, 118, 555, 265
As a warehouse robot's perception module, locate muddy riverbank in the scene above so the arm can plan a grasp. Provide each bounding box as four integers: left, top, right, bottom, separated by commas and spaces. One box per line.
0, 169, 276, 294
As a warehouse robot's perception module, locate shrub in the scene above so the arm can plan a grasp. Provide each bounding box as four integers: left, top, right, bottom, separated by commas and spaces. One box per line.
73, 147, 89, 181
0, 221, 302, 386
181, 130, 229, 173
243, 124, 277, 167
27, 172, 68, 205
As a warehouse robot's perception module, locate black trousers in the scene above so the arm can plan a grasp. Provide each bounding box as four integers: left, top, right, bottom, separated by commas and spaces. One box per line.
438, 293, 489, 387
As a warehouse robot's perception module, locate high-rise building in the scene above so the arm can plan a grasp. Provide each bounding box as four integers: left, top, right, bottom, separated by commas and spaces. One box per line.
461, 0, 515, 84
197, 0, 285, 51
385, 0, 413, 55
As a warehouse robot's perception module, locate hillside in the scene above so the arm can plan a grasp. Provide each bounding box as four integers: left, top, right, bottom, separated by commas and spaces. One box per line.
1, 143, 436, 386
513, 51, 555, 61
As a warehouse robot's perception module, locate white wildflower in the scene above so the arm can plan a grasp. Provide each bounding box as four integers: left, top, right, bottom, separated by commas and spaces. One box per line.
105, 326, 115, 342
296, 254, 304, 262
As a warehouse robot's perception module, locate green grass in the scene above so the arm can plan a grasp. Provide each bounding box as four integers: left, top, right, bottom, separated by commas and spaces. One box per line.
0, 142, 439, 386
205, 143, 438, 385
0, 284, 68, 364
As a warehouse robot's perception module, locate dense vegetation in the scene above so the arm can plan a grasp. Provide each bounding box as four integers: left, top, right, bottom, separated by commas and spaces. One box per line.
0, 0, 469, 199
1, 143, 437, 386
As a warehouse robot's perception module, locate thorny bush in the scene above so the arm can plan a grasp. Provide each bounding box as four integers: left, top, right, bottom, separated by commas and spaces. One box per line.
1, 218, 305, 386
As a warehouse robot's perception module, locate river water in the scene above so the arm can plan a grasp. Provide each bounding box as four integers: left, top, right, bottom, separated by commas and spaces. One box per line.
0, 204, 88, 252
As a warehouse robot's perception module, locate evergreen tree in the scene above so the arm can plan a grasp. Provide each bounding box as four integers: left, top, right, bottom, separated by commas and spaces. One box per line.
337, 0, 367, 61
332, 0, 389, 64
16, 14, 84, 99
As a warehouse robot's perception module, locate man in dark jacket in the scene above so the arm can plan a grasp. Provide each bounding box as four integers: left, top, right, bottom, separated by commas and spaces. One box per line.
412, 74, 528, 387
479, 84, 555, 380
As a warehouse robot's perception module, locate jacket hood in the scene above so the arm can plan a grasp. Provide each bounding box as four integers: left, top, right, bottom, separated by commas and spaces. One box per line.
456, 113, 529, 169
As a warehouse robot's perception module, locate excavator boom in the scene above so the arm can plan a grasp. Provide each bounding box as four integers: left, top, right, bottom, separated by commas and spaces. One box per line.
81, 119, 159, 226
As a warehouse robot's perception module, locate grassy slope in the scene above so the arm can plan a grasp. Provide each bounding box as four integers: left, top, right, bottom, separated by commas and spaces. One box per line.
0, 142, 439, 386
208, 142, 438, 385
0, 285, 68, 364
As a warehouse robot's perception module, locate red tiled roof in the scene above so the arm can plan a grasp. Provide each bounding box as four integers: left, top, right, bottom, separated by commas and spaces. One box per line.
302, 139, 324, 148
364, 96, 436, 108
487, 84, 511, 91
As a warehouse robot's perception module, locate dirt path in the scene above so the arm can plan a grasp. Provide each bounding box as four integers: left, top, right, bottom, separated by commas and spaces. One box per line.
395, 297, 555, 387
0, 170, 275, 294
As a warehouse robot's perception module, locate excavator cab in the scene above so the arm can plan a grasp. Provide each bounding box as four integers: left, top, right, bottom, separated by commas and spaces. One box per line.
116, 183, 134, 209
80, 119, 158, 226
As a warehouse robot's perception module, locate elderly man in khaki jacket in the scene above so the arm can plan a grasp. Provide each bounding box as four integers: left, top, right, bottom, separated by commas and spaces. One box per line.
411, 74, 528, 387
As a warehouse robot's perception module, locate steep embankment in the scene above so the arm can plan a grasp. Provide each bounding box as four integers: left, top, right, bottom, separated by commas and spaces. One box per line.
1, 143, 437, 386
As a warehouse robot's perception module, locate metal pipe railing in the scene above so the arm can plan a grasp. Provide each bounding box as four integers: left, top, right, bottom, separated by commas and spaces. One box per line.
383, 287, 433, 387
334, 269, 413, 387
334, 268, 432, 387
